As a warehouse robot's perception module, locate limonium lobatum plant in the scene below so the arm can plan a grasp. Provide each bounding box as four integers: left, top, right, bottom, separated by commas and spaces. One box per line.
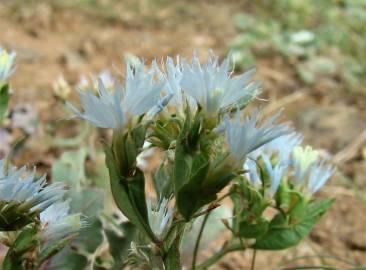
0, 46, 82, 270
69, 51, 335, 269
0, 159, 83, 270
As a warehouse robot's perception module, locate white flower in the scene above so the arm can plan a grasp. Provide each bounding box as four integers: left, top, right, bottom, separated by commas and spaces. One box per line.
181, 52, 260, 116
307, 162, 334, 195
147, 198, 172, 238
0, 47, 16, 83
249, 132, 303, 165
154, 57, 196, 115
40, 200, 82, 244
68, 62, 163, 129
244, 159, 261, 188
262, 154, 287, 196
224, 109, 291, 168
0, 159, 65, 229
292, 146, 319, 184
96, 70, 114, 89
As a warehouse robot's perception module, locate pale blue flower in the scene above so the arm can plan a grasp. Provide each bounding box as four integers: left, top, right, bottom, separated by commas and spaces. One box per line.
307, 162, 334, 195
181, 52, 260, 116
68, 62, 163, 129
224, 109, 291, 167
155, 56, 196, 115
249, 132, 303, 164
147, 198, 172, 238
292, 146, 319, 184
0, 160, 65, 212
40, 200, 82, 244
262, 154, 287, 196
147, 92, 174, 117
0, 47, 16, 83
97, 69, 114, 89
244, 159, 262, 188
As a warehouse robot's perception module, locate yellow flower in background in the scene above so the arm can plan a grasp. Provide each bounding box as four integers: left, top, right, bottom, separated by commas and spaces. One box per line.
0, 47, 16, 84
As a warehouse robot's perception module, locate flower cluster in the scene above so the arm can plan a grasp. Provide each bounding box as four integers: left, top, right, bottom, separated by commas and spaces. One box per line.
244, 141, 334, 199
69, 52, 261, 130
40, 200, 82, 247
68, 62, 164, 129
68, 51, 335, 269
0, 158, 82, 245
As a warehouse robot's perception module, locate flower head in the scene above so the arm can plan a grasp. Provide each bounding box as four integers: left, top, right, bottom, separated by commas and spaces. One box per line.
244, 159, 261, 188
40, 200, 82, 245
262, 154, 287, 196
307, 162, 334, 195
292, 146, 319, 184
68, 61, 164, 129
147, 198, 172, 238
154, 57, 196, 116
0, 47, 16, 84
249, 132, 303, 164
0, 159, 65, 230
224, 109, 291, 168
181, 52, 260, 116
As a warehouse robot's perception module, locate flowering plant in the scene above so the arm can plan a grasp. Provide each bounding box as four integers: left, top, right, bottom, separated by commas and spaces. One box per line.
0, 46, 335, 269
0, 47, 82, 270
68, 51, 335, 269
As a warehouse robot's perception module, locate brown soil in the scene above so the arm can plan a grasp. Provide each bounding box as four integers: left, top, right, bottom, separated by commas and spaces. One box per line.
0, 1, 365, 269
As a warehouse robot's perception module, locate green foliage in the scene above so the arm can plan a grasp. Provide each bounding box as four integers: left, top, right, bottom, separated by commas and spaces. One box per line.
49, 145, 137, 269
254, 198, 335, 250
1, 50, 339, 269
3, 228, 38, 270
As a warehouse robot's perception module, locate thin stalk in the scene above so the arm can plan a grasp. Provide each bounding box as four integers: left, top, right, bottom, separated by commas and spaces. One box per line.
191, 212, 211, 270
250, 249, 257, 270
195, 243, 245, 270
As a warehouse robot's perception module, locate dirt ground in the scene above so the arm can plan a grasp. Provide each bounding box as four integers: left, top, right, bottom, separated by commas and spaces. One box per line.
0, 1, 365, 269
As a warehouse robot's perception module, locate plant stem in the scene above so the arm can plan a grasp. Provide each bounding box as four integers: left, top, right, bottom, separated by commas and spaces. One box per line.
191, 212, 211, 270
250, 249, 257, 270
195, 243, 245, 270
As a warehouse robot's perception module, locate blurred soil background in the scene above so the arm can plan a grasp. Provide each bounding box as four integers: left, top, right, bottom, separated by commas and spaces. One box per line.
0, 0, 365, 269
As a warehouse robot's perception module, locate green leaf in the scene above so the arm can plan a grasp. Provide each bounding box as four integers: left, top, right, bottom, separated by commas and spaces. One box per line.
254, 198, 335, 250
125, 169, 149, 229
153, 161, 174, 200
113, 124, 147, 175
12, 228, 38, 254
104, 144, 157, 243
0, 84, 9, 123
239, 218, 269, 239
176, 152, 211, 220
36, 235, 77, 268
48, 248, 89, 270
105, 222, 136, 269
3, 228, 38, 270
